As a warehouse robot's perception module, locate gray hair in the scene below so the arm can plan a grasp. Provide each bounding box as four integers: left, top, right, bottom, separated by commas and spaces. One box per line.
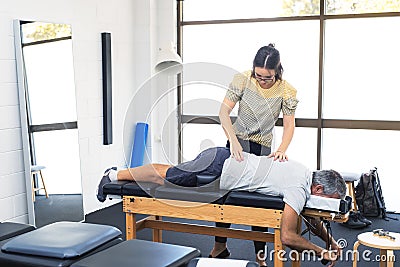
312, 170, 346, 199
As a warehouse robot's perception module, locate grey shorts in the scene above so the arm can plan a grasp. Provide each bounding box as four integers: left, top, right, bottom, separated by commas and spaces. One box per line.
165, 147, 230, 187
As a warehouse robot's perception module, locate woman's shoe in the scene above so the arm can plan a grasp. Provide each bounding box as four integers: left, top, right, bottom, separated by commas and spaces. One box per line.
208, 248, 231, 258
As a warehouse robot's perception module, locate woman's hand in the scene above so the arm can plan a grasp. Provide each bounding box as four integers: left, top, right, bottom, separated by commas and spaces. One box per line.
230, 139, 244, 162
268, 150, 288, 161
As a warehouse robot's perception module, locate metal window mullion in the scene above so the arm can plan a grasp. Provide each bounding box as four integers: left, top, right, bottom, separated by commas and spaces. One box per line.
177, 0, 184, 163
181, 115, 400, 130
29, 121, 78, 133
317, 0, 326, 170
181, 15, 321, 26
22, 55, 37, 165
181, 13, 400, 27
22, 36, 72, 47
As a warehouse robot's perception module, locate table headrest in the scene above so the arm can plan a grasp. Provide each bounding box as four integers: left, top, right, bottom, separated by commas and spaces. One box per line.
340, 172, 361, 182
305, 195, 352, 214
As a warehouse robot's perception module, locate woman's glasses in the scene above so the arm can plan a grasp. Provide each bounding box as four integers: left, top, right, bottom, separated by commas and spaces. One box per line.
254, 72, 275, 83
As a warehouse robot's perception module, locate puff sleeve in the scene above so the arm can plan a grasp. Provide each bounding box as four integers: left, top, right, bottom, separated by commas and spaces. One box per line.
282, 81, 299, 116
225, 71, 250, 103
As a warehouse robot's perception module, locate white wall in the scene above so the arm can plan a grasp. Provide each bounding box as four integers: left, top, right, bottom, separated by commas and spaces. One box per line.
0, 0, 177, 223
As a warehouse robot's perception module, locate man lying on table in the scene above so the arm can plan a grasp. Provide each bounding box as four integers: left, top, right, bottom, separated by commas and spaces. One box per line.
97, 146, 345, 267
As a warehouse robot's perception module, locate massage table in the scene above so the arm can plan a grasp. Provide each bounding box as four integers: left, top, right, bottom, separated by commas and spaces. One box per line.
0, 221, 122, 267
103, 174, 352, 267
0, 221, 200, 267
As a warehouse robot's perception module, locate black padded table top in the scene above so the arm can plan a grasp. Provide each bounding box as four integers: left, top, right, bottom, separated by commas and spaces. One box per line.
1, 222, 122, 259
104, 181, 228, 204
103, 181, 159, 198
0, 222, 123, 267
102, 180, 131, 196
103, 181, 286, 208
0, 222, 35, 241
225, 191, 285, 210
122, 181, 160, 196
0, 238, 122, 267
154, 184, 228, 204
70, 239, 201, 267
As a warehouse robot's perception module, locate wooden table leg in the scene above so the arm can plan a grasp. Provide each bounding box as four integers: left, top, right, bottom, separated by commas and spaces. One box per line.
291, 251, 301, 267
39, 170, 49, 198
152, 215, 162, 242
386, 250, 394, 267
126, 213, 136, 240
274, 228, 284, 267
353, 241, 360, 267
379, 249, 387, 267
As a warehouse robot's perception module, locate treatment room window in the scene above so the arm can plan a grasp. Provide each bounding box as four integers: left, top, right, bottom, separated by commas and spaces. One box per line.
179, 0, 400, 191
326, 0, 400, 14
322, 129, 400, 212
182, 84, 229, 116
323, 17, 400, 121
181, 124, 227, 162
274, 127, 317, 170
183, 0, 319, 20
182, 21, 319, 119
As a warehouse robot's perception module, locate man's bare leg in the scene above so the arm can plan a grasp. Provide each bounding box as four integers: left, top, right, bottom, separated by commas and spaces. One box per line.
117, 164, 172, 185
97, 163, 172, 202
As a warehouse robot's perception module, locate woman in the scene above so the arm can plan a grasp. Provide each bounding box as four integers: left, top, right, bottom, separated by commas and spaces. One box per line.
210, 44, 299, 266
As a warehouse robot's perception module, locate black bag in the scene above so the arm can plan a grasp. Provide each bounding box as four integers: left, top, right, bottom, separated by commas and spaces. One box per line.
355, 167, 387, 218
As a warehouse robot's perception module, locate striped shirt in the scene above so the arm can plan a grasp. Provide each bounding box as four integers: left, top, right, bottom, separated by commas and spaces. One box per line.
225, 70, 299, 147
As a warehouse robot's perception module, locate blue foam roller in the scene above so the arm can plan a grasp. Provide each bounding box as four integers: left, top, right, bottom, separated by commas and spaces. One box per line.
130, 122, 149, 168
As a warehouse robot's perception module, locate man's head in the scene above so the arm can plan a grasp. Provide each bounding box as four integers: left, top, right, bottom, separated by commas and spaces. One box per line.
311, 170, 346, 199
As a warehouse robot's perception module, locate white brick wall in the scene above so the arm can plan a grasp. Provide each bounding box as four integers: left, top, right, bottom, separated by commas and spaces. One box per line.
0, 0, 176, 223
0, 83, 19, 107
